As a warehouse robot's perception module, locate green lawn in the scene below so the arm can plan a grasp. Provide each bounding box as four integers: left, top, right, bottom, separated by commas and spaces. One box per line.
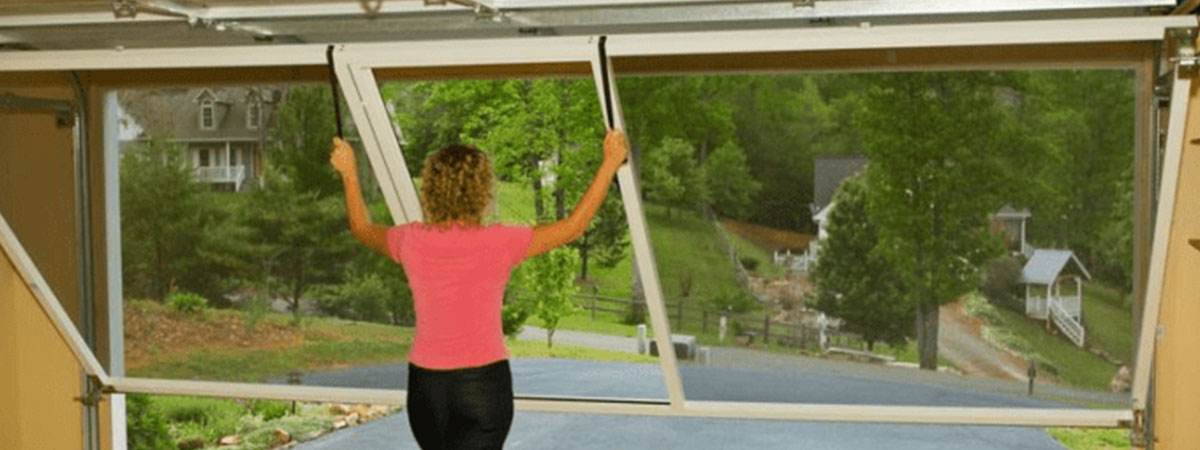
1082, 284, 1133, 365
965, 293, 1118, 391
1048, 428, 1131, 449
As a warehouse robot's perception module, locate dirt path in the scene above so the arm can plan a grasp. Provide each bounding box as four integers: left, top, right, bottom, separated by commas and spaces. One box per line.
938, 300, 1031, 382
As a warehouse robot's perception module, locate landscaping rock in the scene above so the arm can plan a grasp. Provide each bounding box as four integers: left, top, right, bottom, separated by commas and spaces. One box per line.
273, 428, 291, 446
333, 419, 348, 429
329, 404, 351, 415
1111, 365, 1132, 392
218, 435, 241, 446
352, 404, 372, 420
346, 412, 360, 425
304, 430, 326, 441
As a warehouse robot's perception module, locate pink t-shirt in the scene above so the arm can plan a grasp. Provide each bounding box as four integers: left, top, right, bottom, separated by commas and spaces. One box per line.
386, 223, 533, 370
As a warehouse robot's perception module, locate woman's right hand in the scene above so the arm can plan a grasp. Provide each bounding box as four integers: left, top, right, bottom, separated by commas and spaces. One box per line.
603, 130, 630, 166
330, 137, 357, 177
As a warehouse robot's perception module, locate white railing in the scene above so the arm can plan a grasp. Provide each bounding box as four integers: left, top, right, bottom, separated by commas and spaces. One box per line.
1060, 295, 1082, 319
195, 166, 247, 190
1025, 296, 1048, 319
1049, 298, 1085, 347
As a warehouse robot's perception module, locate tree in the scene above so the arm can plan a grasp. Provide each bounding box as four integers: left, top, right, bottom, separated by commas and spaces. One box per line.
641, 137, 709, 217
856, 72, 1022, 370
271, 85, 343, 197
704, 141, 761, 220
120, 139, 248, 303
512, 248, 581, 348
810, 173, 913, 351
242, 169, 352, 317
569, 192, 628, 281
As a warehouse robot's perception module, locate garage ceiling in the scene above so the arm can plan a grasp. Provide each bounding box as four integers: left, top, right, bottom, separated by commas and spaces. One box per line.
0, 0, 1184, 51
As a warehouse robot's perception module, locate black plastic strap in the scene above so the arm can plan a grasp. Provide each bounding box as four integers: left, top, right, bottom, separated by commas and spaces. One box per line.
326, 45, 345, 139
598, 36, 615, 129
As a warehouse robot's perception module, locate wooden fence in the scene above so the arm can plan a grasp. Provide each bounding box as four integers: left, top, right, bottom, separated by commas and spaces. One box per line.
574, 293, 828, 350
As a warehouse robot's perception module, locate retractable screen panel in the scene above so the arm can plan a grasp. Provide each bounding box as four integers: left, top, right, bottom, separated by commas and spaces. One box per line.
613, 69, 1137, 411
376, 76, 669, 402
113, 82, 430, 396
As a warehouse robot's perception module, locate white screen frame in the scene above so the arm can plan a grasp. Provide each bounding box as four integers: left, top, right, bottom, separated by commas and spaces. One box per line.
0, 15, 1192, 436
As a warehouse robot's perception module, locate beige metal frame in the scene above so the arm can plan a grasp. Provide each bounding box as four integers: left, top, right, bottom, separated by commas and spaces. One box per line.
1131, 65, 1192, 412
0, 16, 1191, 438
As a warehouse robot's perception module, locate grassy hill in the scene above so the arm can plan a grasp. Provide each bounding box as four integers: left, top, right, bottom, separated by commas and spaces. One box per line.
490, 179, 771, 315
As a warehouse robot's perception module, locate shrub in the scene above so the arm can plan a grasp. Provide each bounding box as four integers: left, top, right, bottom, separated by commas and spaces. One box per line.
155, 396, 246, 443
248, 399, 291, 421
167, 291, 208, 315
739, 256, 760, 271
126, 394, 173, 450
621, 300, 646, 326
981, 256, 1024, 312
501, 296, 531, 337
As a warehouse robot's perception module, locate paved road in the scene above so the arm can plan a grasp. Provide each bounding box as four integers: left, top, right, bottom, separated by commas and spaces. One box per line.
289, 358, 1072, 449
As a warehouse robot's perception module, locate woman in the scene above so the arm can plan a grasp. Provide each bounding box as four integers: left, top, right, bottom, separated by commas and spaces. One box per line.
329, 130, 629, 449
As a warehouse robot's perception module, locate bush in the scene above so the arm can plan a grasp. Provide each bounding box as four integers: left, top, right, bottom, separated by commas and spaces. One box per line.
167, 291, 208, 315
621, 300, 646, 325
126, 394, 173, 450
739, 256, 760, 271
501, 297, 531, 337
155, 396, 246, 444
248, 399, 291, 421
981, 256, 1023, 311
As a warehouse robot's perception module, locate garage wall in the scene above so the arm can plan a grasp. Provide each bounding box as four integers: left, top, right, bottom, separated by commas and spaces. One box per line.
1152, 79, 1200, 449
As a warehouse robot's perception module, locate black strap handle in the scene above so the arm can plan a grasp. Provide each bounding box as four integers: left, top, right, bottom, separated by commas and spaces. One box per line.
597, 36, 615, 130
326, 44, 345, 139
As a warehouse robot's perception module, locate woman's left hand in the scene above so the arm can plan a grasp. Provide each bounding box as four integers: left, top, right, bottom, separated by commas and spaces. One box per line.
330, 137, 357, 177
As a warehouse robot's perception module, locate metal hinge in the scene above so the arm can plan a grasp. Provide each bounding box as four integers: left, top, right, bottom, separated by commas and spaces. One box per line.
1168, 27, 1199, 69
73, 376, 108, 407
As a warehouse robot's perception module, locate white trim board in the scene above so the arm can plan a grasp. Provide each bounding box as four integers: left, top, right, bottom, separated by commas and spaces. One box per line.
108, 376, 1132, 427
0, 16, 1193, 72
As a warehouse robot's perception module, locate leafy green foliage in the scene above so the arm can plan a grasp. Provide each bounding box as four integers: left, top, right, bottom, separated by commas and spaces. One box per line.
704, 142, 761, 220
270, 85, 344, 197
856, 72, 1023, 369
125, 394, 173, 450
120, 139, 248, 304
641, 137, 709, 216
167, 291, 208, 315
312, 269, 413, 325
248, 399, 291, 422
811, 174, 913, 350
241, 169, 352, 317
512, 248, 581, 348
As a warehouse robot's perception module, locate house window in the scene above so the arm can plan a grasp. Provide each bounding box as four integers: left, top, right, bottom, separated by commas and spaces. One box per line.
200, 99, 215, 130
230, 148, 239, 166
247, 99, 261, 130
198, 149, 209, 167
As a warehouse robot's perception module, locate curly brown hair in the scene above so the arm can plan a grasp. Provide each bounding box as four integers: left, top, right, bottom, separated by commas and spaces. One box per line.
419, 144, 494, 227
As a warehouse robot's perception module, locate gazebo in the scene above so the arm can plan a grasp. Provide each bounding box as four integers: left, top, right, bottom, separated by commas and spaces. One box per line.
1020, 249, 1092, 347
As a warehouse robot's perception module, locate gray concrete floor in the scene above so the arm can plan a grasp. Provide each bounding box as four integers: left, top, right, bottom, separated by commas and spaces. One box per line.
289, 358, 1073, 449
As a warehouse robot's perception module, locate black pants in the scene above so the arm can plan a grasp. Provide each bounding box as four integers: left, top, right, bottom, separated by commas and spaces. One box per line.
406, 359, 514, 450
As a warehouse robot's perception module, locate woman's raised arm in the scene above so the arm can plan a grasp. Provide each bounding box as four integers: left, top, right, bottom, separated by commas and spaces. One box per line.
331, 137, 392, 259
526, 130, 630, 258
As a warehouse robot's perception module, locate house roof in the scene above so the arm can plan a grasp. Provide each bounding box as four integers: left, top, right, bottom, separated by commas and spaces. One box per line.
1020, 249, 1092, 285
121, 86, 281, 142
812, 154, 869, 212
